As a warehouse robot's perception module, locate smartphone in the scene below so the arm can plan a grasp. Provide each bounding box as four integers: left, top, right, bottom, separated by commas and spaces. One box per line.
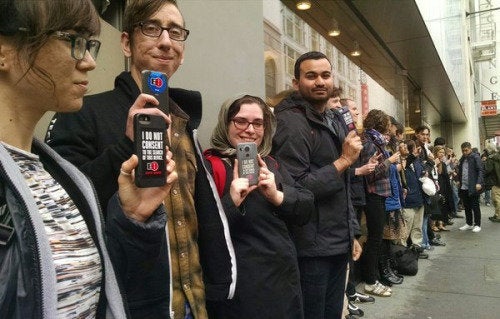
237, 142, 259, 186
339, 106, 356, 131
134, 113, 167, 188
141, 70, 169, 114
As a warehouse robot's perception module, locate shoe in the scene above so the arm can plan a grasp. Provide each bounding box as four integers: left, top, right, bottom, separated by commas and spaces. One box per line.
490, 217, 500, 223
486, 203, 491, 206
434, 233, 442, 239
445, 220, 454, 226
348, 301, 364, 317
345, 315, 358, 319
431, 225, 440, 232
472, 226, 481, 232
430, 238, 446, 246
380, 261, 403, 285
419, 252, 429, 259
364, 281, 391, 297
438, 222, 450, 231
348, 292, 375, 304
459, 224, 474, 231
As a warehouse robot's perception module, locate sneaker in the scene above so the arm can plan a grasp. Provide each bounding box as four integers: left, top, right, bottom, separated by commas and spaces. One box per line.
486, 203, 491, 206
364, 281, 392, 297
472, 226, 481, 232
348, 292, 375, 304
459, 224, 474, 231
348, 301, 364, 317
490, 217, 500, 223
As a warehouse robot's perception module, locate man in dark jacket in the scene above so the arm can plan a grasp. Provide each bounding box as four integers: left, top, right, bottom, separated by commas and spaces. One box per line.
45, 1, 234, 318
457, 142, 484, 232
272, 51, 363, 319
485, 148, 500, 222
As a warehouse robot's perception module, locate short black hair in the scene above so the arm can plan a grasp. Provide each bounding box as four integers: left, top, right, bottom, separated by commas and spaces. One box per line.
294, 51, 331, 80
461, 142, 471, 149
434, 137, 446, 146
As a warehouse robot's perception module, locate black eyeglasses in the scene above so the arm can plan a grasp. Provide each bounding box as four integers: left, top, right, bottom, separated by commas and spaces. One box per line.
137, 21, 190, 41
232, 117, 264, 131
53, 31, 101, 61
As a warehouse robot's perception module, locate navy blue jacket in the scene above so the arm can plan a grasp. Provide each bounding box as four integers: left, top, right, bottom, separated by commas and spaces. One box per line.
403, 154, 425, 208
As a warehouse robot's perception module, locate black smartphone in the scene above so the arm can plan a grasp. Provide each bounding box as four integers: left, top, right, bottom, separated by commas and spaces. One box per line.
339, 106, 356, 131
134, 113, 167, 188
236, 142, 259, 186
141, 70, 169, 114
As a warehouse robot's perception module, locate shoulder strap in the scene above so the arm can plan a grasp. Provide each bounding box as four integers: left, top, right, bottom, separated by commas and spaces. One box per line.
203, 150, 226, 197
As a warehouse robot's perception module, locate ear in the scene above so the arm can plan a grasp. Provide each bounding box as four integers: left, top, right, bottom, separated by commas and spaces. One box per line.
292, 78, 299, 90
0, 38, 15, 71
120, 32, 132, 58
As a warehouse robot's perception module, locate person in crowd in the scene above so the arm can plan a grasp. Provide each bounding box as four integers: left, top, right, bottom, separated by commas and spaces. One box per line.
414, 125, 433, 164
458, 142, 484, 232
328, 86, 343, 109
358, 109, 400, 297
0, 0, 177, 317
401, 140, 430, 256
272, 51, 363, 318
481, 150, 492, 206
338, 98, 378, 318
484, 146, 500, 222
45, 1, 235, 318
445, 147, 463, 218
203, 94, 314, 319
431, 145, 454, 231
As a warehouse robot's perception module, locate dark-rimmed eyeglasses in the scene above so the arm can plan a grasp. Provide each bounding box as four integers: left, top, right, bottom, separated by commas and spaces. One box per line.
53, 31, 101, 61
136, 21, 190, 41
232, 117, 264, 131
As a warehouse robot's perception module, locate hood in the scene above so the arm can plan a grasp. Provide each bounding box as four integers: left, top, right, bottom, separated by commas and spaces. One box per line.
115, 71, 202, 129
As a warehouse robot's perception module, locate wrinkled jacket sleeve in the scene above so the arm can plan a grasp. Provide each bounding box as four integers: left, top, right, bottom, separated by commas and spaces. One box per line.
272, 112, 345, 200
105, 194, 170, 319
46, 109, 133, 211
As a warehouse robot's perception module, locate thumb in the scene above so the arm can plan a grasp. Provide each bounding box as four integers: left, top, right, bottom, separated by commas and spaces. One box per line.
233, 158, 240, 179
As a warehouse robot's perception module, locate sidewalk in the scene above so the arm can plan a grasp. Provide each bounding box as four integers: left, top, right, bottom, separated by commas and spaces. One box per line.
359, 204, 500, 319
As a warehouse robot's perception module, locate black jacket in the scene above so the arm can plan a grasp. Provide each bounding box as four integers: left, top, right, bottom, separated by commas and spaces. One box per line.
45, 71, 236, 304
204, 153, 313, 319
272, 92, 358, 257
0, 139, 167, 318
458, 151, 484, 196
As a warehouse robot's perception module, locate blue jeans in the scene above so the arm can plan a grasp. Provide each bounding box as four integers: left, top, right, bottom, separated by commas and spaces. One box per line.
422, 215, 430, 248
298, 254, 348, 319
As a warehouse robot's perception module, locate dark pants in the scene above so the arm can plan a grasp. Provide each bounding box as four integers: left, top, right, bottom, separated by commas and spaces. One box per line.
459, 189, 481, 226
298, 253, 348, 319
361, 193, 386, 284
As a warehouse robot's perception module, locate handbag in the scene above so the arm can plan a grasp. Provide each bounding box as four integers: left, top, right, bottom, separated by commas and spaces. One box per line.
390, 244, 419, 276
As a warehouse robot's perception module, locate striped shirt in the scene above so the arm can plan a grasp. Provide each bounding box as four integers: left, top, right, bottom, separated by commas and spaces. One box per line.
5, 143, 102, 318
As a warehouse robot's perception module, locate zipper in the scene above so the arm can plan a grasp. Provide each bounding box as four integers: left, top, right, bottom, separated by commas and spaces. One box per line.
0, 164, 44, 318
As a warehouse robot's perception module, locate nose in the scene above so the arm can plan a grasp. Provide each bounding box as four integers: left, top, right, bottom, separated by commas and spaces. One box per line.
78, 50, 97, 71
157, 29, 173, 48
315, 76, 325, 87
245, 123, 257, 133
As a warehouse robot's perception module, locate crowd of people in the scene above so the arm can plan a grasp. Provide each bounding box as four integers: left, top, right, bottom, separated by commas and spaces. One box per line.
0, 1, 497, 319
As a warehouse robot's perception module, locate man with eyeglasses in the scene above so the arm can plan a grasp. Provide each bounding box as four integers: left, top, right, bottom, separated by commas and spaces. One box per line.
45, 1, 225, 318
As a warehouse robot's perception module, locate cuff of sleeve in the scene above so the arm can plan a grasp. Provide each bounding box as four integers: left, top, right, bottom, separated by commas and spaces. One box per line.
107, 193, 167, 242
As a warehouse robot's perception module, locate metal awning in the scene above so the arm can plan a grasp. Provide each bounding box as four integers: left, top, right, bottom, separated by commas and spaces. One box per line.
282, 0, 467, 125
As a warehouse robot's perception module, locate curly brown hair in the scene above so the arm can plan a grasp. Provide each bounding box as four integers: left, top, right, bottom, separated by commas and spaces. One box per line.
363, 109, 390, 134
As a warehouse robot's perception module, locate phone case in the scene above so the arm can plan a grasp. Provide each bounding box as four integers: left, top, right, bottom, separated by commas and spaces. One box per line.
237, 142, 259, 186
134, 113, 167, 188
141, 70, 169, 114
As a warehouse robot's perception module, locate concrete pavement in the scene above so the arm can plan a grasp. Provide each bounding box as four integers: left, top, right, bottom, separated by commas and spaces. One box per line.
358, 204, 500, 319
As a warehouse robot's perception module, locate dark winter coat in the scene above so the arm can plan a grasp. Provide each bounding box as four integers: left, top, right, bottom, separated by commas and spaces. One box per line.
457, 151, 484, 196
271, 92, 358, 257
204, 153, 313, 319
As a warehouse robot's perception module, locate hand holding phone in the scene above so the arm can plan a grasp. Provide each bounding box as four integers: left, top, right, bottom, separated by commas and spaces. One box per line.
236, 142, 259, 186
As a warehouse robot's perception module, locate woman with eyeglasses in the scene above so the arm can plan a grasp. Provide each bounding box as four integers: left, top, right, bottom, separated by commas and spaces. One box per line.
203, 95, 314, 319
0, 1, 176, 318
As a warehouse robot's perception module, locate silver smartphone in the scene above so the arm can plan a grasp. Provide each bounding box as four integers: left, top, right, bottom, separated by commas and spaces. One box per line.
236, 142, 259, 186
